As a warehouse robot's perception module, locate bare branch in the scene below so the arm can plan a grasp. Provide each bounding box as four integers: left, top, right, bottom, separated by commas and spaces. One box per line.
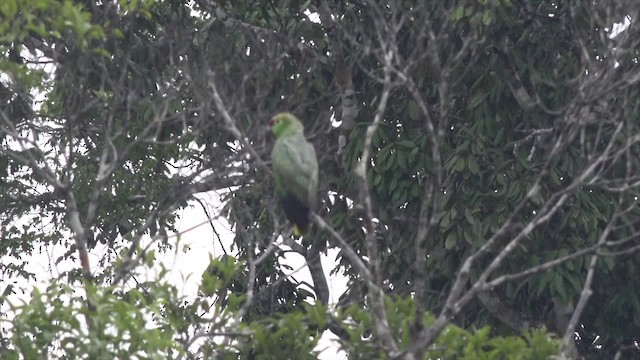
311, 213, 373, 282
559, 208, 615, 358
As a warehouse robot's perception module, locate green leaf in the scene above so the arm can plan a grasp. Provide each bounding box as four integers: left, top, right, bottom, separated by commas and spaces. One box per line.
482, 10, 493, 25
445, 232, 457, 249
467, 155, 480, 175
408, 100, 421, 120
554, 273, 567, 302
469, 90, 490, 108
451, 5, 465, 21
0, 0, 17, 18
454, 156, 465, 172
397, 151, 407, 170
464, 208, 475, 225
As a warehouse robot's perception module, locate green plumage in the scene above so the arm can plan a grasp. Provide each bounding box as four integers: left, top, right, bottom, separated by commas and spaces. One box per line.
269, 112, 318, 236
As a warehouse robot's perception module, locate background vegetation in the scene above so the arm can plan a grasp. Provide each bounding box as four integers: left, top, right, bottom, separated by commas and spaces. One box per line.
1, 0, 639, 358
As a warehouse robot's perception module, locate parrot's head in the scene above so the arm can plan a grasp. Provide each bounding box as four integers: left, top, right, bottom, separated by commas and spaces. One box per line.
269, 112, 304, 138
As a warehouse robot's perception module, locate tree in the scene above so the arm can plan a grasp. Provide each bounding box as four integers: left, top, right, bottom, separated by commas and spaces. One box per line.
1, 0, 639, 358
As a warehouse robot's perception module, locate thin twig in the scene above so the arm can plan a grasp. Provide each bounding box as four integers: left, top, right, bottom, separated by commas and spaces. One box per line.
207, 72, 271, 175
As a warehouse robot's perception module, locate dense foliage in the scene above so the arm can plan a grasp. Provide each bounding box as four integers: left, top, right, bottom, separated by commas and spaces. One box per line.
1, 0, 639, 358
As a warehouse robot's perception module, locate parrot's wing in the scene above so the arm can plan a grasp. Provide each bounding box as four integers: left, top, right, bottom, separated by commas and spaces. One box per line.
272, 133, 318, 208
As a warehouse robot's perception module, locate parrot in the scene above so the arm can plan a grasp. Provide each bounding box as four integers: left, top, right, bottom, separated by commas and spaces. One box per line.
269, 112, 318, 237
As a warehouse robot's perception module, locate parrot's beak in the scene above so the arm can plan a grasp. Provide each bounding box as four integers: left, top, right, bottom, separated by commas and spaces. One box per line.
268, 117, 275, 128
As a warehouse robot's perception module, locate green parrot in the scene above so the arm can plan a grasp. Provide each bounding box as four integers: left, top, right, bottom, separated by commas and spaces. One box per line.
269, 112, 318, 236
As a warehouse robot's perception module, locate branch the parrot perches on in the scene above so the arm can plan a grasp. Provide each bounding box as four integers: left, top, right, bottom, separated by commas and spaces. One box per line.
269, 112, 318, 237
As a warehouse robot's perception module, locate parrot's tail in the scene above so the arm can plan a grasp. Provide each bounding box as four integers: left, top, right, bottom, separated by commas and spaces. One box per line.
281, 196, 310, 237
292, 222, 309, 237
